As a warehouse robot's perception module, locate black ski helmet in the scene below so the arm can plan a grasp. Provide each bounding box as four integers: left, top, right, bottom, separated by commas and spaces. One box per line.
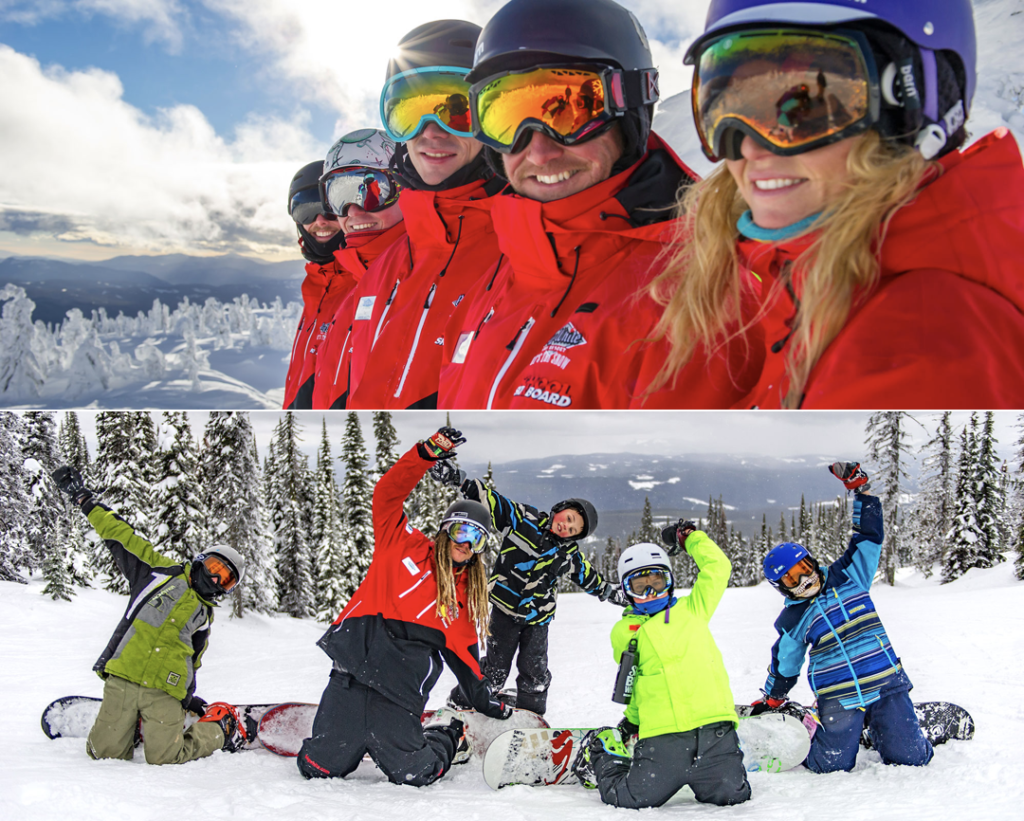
385, 20, 495, 193
440, 498, 492, 533
466, 0, 659, 175
288, 161, 344, 264
550, 498, 598, 540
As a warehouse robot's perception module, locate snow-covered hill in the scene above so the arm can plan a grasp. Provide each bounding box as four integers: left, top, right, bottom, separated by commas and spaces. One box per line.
3, 558, 1022, 820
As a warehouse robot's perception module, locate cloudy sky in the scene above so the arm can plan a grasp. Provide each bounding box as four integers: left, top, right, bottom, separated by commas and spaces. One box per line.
64, 410, 1023, 470
2, 1, 1019, 263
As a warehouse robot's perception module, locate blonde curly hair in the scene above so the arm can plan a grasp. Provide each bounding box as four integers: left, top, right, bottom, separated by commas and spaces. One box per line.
648, 131, 936, 407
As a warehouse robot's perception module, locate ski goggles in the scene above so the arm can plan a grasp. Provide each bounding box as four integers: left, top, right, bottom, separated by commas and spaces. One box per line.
624, 567, 672, 598
380, 66, 474, 142
445, 520, 488, 554
692, 28, 880, 161
289, 187, 331, 227
197, 553, 239, 593
319, 167, 401, 218
469, 64, 658, 154
780, 558, 816, 589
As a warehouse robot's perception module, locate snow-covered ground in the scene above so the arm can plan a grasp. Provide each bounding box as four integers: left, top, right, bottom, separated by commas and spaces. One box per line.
3, 560, 1021, 821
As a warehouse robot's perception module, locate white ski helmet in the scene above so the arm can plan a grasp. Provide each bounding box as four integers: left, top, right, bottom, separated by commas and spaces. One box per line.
323, 128, 397, 176
617, 542, 671, 598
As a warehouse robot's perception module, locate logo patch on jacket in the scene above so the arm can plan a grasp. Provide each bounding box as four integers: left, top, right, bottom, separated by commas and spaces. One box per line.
166, 672, 181, 686
528, 322, 587, 370
355, 296, 376, 321
513, 375, 573, 407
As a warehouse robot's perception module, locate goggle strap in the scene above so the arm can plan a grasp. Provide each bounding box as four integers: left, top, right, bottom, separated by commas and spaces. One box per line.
618, 69, 660, 108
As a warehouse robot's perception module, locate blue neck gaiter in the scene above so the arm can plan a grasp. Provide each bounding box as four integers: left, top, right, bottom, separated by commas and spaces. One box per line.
737, 210, 821, 242
632, 594, 676, 616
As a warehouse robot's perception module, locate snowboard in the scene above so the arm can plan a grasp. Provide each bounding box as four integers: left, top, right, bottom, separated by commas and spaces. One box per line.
482, 712, 812, 790
734, 700, 975, 748
41, 695, 274, 751
258, 702, 549, 757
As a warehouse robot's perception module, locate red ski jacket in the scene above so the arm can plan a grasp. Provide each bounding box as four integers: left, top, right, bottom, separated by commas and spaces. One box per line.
735, 129, 1024, 409
307, 222, 408, 409
437, 134, 761, 408
315, 446, 501, 716
346, 178, 503, 409
283, 258, 362, 409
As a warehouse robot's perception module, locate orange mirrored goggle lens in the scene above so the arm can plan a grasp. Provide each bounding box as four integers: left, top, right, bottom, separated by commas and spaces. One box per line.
381, 67, 474, 141
202, 555, 238, 592
474, 66, 611, 148
694, 29, 872, 159
781, 558, 815, 588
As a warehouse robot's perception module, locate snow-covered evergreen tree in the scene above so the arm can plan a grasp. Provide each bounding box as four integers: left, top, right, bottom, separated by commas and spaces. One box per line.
975, 412, 1008, 565
0, 285, 45, 400
54, 412, 93, 588
22, 412, 76, 600
339, 413, 375, 602
372, 411, 400, 479
58, 411, 90, 470
312, 420, 347, 621
0, 412, 32, 583
944, 415, 988, 583
91, 412, 153, 593
151, 412, 207, 564
201, 412, 278, 616
638, 497, 661, 544
268, 413, 315, 618
914, 412, 956, 576
866, 412, 915, 584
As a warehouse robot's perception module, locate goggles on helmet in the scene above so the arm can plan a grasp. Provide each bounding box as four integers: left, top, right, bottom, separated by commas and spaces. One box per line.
197, 553, 239, 594
380, 66, 474, 142
289, 187, 331, 227
469, 64, 650, 154
692, 28, 880, 162
445, 520, 488, 554
319, 167, 401, 218
624, 567, 672, 599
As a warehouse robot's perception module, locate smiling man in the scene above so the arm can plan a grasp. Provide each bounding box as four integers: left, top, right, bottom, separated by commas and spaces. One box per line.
319, 20, 505, 409
436, 0, 760, 409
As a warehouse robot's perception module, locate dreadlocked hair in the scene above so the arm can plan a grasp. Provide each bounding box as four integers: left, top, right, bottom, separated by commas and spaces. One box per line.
433, 531, 490, 640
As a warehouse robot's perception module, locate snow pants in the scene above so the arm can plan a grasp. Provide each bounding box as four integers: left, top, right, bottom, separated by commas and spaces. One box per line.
807, 689, 933, 773
593, 722, 751, 808
452, 607, 551, 714
297, 670, 459, 786
86, 675, 223, 764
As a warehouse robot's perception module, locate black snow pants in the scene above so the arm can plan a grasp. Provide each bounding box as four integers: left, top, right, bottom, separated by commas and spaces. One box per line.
593, 722, 751, 808
452, 606, 552, 715
297, 669, 459, 786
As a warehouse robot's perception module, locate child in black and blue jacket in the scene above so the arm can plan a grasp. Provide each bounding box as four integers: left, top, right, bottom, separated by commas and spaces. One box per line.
752, 461, 933, 773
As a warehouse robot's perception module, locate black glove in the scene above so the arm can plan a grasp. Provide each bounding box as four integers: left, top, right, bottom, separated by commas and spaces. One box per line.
599, 583, 629, 607
749, 696, 789, 716
417, 426, 466, 461
429, 460, 466, 487
617, 716, 640, 739
181, 695, 208, 716
661, 519, 697, 556
485, 699, 514, 720
51, 465, 95, 507
829, 461, 871, 493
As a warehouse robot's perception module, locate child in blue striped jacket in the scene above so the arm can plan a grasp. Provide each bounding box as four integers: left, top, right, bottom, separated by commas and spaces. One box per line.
750, 461, 933, 773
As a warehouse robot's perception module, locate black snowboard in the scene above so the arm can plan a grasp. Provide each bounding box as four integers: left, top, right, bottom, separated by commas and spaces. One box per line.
41, 695, 273, 750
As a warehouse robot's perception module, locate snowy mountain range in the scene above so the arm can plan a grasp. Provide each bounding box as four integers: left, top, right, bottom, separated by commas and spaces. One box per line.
456, 452, 896, 540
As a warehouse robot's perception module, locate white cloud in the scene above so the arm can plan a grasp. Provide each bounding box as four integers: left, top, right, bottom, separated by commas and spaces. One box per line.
0, 0, 187, 51
0, 45, 322, 254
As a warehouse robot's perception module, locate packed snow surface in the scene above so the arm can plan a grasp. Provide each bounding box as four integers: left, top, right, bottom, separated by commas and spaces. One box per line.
3, 560, 1022, 820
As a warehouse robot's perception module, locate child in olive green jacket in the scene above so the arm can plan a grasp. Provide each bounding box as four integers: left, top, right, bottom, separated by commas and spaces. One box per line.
573, 523, 750, 808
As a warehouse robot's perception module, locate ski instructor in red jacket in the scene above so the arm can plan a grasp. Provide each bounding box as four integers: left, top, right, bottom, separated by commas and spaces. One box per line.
297, 427, 512, 785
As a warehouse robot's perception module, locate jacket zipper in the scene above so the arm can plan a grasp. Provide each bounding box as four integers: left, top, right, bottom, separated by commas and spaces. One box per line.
372, 279, 400, 348
393, 283, 436, 400
486, 317, 535, 409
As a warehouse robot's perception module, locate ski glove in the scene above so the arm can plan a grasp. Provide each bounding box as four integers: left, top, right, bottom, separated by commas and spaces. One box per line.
51, 465, 95, 507
829, 461, 871, 493
483, 700, 514, 720
599, 583, 629, 607
616, 716, 640, 740
181, 695, 208, 716
429, 460, 467, 488
418, 427, 466, 461
749, 696, 789, 716
661, 519, 697, 556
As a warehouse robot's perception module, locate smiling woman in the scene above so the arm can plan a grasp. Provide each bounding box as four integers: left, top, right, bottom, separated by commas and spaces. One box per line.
645, 0, 1024, 410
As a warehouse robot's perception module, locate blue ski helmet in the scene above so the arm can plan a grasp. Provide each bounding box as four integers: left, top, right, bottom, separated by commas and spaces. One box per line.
686, 0, 977, 159
763, 542, 821, 598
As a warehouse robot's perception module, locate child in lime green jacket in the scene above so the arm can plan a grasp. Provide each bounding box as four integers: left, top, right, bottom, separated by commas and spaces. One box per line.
573, 522, 750, 808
